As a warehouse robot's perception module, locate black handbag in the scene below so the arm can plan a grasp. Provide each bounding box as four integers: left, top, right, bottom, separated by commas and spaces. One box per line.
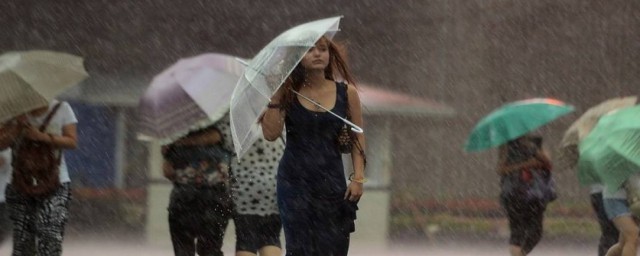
500, 168, 557, 204
336, 83, 365, 162
337, 124, 354, 153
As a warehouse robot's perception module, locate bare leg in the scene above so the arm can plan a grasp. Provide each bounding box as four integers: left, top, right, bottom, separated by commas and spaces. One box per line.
258, 245, 282, 256
606, 215, 638, 256
509, 245, 525, 256
236, 246, 282, 256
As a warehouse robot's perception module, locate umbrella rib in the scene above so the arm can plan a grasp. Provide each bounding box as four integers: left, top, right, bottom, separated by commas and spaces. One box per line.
291, 89, 363, 133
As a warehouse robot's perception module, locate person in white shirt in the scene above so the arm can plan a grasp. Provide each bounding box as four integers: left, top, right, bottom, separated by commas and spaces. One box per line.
0, 100, 78, 256
0, 149, 11, 244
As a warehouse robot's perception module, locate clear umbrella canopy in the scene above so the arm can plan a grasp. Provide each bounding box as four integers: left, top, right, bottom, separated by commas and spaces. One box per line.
230, 16, 342, 159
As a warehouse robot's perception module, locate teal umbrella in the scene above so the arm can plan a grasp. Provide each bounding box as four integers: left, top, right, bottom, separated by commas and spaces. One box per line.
577, 105, 640, 192
576, 135, 605, 186
465, 98, 575, 152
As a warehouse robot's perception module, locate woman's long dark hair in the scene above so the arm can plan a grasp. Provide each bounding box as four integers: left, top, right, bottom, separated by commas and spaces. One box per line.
279, 36, 356, 111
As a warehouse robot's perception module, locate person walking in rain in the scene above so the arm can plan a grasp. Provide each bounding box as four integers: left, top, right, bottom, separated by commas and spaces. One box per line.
0, 148, 11, 244
261, 35, 367, 256
216, 114, 284, 256
589, 183, 620, 256
601, 184, 638, 256
497, 134, 552, 256
0, 100, 78, 256
162, 123, 233, 256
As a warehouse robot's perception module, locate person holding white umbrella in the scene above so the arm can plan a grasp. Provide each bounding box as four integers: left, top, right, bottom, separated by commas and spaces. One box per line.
0, 50, 86, 256
260, 34, 366, 255
0, 149, 11, 244
138, 53, 245, 256
161, 123, 233, 256
0, 100, 79, 256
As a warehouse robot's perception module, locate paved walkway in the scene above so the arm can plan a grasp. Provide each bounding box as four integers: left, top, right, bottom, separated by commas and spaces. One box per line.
0, 238, 595, 255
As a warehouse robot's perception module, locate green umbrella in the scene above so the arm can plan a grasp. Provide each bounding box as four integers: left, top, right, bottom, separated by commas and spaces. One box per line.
577, 105, 640, 192
464, 98, 574, 152
558, 96, 637, 170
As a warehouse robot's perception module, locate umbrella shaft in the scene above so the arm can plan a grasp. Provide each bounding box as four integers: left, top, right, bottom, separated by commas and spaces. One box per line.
291, 89, 363, 133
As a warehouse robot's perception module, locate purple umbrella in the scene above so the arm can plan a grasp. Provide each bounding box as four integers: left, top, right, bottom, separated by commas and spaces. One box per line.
137, 53, 245, 144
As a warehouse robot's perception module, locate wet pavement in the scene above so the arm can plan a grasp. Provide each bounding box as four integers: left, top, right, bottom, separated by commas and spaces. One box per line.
0, 238, 595, 255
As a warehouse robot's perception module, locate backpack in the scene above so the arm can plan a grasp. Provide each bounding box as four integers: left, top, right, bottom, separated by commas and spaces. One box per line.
11, 103, 62, 198
500, 168, 557, 205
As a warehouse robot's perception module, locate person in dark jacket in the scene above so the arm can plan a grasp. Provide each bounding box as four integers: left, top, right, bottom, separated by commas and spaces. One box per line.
497, 134, 552, 256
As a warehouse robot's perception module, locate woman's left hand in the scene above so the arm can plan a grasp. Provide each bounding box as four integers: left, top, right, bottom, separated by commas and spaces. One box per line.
22, 126, 50, 142
344, 181, 363, 202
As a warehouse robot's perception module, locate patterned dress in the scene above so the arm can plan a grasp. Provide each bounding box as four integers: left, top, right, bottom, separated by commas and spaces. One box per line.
216, 115, 283, 216
218, 114, 285, 252
165, 125, 233, 256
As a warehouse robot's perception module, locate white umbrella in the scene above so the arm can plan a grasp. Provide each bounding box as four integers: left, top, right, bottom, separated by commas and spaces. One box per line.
137, 53, 245, 144
0, 50, 88, 122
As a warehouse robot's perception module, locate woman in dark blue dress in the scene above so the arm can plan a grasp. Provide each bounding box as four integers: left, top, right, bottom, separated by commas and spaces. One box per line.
261, 36, 366, 256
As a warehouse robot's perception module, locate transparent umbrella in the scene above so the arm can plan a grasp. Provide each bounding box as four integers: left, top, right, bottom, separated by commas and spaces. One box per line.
230, 16, 357, 159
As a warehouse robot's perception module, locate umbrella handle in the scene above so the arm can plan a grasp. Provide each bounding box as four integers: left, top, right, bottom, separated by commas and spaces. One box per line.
291, 90, 364, 134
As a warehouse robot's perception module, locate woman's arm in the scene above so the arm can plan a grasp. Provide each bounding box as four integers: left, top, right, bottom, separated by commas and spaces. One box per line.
173, 128, 221, 146
22, 123, 78, 149
534, 148, 552, 169
500, 158, 548, 175
498, 146, 551, 175
261, 87, 287, 141
345, 84, 366, 201
347, 84, 366, 181
163, 161, 175, 180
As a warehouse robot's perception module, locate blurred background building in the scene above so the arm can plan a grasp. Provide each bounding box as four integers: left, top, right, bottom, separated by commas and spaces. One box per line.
1, 0, 638, 247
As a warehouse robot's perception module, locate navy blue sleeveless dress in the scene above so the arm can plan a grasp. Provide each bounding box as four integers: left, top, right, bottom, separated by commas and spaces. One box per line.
277, 82, 357, 256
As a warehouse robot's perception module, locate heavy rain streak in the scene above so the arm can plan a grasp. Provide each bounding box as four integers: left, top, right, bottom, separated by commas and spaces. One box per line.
0, 1, 638, 256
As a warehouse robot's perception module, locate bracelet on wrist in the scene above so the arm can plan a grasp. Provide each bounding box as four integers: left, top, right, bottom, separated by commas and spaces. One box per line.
348, 172, 367, 184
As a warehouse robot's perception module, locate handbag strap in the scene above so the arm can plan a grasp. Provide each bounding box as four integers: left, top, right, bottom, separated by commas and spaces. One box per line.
341, 82, 367, 166
38, 103, 62, 132
343, 82, 352, 120
44, 102, 64, 164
